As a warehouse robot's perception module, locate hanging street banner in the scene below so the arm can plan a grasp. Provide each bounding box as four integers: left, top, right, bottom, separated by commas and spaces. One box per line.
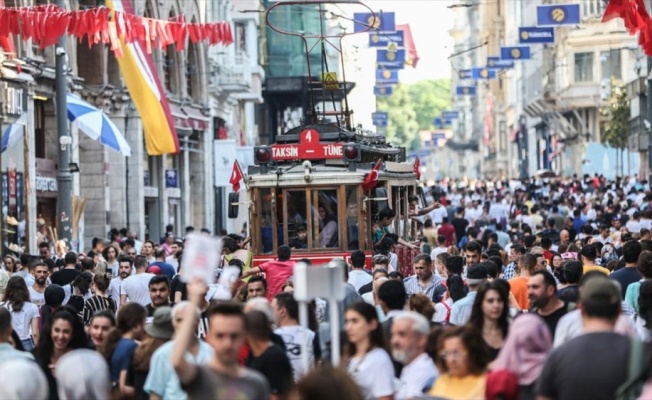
536, 4, 580, 26
501, 46, 531, 60
353, 12, 396, 33
519, 27, 555, 44
374, 86, 393, 96
376, 69, 399, 84
487, 57, 514, 69
459, 69, 473, 79
369, 30, 404, 47
456, 86, 477, 95
472, 68, 497, 79
377, 49, 406, 69
442, 111, 460, 120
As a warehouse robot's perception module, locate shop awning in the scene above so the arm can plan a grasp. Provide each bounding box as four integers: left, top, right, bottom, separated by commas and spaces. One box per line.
169, 103, 210, 131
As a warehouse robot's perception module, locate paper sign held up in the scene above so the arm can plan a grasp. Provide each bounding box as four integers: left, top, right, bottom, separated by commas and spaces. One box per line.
180, 233, 222, 285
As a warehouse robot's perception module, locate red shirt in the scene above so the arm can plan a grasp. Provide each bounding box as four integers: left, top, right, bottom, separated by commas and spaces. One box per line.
259, 260, 296, 300
438, 223, 456, 246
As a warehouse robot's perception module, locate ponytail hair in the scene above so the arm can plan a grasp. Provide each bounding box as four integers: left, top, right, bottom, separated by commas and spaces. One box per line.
99, 302, 146, 360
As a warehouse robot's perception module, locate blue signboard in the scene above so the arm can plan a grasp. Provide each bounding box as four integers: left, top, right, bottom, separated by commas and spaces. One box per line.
487, 57, 514, 69
354, 12, 396, 33
433, 117, 443, 127
500, 46, 531, 60
372, 111, 388, 120
519, 27, 555, 44
376, 69, 399, 84
537, 4, 580, 26
456, 86, 477, 95
374, 86, 393, 96
442, 111, 459, 120
372, 115, 388, 127
377, 49, 406, 69
458, 69, 472, 79
472, 68, 496, 79
369, 30, 404, 47
165, 169, 178, 188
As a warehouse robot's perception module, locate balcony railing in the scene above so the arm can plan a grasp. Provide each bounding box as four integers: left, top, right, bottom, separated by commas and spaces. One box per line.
215, 53, 252, 93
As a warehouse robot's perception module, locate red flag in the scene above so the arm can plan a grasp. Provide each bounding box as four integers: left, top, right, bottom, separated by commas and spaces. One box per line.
414, 157, 421, 179
362, 159, 382, 192
230, 160, 244, 192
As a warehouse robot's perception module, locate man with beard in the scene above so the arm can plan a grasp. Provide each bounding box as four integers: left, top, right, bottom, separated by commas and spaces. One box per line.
391, 311, 438, 400
108, 256, 133, 311
528, 270, 567, 337
29, 262, 49, 308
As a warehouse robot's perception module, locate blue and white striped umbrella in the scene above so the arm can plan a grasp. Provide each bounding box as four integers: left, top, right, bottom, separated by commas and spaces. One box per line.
66, 94, 131, 156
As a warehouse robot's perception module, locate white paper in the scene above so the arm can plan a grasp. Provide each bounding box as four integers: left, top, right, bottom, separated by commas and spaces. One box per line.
180, 233, 222, 285
212, 266, 241, 300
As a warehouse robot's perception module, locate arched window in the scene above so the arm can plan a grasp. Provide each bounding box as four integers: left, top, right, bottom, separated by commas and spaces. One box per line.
186, 42, 199, 101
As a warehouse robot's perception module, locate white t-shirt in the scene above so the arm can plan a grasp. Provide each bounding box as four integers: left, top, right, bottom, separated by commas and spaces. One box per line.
28, 286, 45, 308
274, 325, 316, 382
433, 298, 454, 324
2, 302, 39, 340
347, 347, 396, 400
108, 277, 124, 308
120, 273, 156, 306
397, 353, 438, 400
348, 270, 372, 292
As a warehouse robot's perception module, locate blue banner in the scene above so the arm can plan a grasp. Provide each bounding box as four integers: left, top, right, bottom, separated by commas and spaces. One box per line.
369, 31, 404, 47
501, 46, 531, 60
372, 111, 388, 120
374, 86, 393, 96
354, 12, 396, 33
434, 117, 443, 127
519, 27, 555, 44
377, 49, 406, 69
373, 116, 388, 127
459, 69, 472, 79
487, 57, 514, 69
537, 4, 580, 26
456, 86, 476, 95
472, 68, 496, 79
442, 111, 459, 120
376, 69, 399, 84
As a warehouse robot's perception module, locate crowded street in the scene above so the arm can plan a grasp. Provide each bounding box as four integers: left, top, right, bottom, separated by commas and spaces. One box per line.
2, 0, 652, 399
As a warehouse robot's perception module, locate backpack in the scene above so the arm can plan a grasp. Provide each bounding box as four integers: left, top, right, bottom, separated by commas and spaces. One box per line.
615, 338, 652, 400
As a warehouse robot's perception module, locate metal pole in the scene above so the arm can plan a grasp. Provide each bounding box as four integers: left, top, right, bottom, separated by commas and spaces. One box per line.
519, 0, 528, 180
55, 0, 72, 244
648, 54, 652, 185
125, 107, 130, 230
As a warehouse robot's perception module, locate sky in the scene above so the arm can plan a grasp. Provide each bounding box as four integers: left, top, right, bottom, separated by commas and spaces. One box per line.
362, 0, 456, 83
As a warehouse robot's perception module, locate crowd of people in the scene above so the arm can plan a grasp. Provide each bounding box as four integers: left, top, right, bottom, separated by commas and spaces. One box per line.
1, 174, 652, 399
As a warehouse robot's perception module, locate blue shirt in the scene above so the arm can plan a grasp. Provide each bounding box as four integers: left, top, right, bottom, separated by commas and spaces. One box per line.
149, 261, 176, 281
449, 291, 477, 326
144, 340, 214, 399
110, 338, 138, 382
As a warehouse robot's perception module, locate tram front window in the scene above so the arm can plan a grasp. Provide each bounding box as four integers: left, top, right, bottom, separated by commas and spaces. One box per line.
314, 190, 339, 248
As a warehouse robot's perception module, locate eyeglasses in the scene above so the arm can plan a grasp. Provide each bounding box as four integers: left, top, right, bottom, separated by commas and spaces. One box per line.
439, 350, 467, 360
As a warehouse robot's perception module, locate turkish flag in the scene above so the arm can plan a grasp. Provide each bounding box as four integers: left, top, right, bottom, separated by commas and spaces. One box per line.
230, 160, 244, 192
362, 159, 382, 192
414, 157, 421, 179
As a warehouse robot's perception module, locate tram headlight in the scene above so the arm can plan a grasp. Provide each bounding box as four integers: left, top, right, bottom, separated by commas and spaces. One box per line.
343, 143, 360, 162
254, 146, 272, 165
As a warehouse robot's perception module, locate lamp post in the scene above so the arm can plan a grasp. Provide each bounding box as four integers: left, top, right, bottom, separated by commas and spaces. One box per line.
55, 0, 72, 245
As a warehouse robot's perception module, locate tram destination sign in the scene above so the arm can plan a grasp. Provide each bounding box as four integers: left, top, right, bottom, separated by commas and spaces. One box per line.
271, 129, 343, 161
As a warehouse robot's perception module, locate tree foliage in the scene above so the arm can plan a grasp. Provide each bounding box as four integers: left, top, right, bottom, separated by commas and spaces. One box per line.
376, 79, 451, 151
600, 78, 630, 150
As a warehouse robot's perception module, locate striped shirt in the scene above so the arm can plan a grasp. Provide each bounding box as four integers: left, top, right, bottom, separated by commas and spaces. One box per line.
82, 295, 117, 325
404, 273, 445, 299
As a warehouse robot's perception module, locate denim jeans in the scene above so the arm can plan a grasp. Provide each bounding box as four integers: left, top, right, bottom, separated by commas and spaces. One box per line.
20, 338, 33, 352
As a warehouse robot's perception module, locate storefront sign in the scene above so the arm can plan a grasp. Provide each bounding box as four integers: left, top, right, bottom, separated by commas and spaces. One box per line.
270, 129, 343, 161
35, 176, 57, 192
1, 82, 27, 118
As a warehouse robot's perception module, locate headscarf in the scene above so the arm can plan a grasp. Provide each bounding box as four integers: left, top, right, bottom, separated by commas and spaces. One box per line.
56, 350, 110, 400
491, 313, 552, 385
0, 358, 48, 400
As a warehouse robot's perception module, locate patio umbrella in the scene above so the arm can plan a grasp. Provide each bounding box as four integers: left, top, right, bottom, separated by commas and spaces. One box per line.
66, 94, 131, 156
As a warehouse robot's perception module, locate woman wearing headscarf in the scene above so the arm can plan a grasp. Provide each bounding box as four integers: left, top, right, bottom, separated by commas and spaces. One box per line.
485, 314, 553, 400
55, 349, 110, 400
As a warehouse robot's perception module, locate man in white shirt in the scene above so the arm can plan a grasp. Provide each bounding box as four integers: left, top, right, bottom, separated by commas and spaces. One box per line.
120, 255, 155, 307
347, 251, 372, 292
109, 256, 133, 309
165, 239, 184, 271
391, 311, 438, 400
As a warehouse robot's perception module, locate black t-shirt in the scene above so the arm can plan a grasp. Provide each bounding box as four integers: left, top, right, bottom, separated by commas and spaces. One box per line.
51, 268, 80, 286
451, 217, 469, 241
170, 275, 188, 303
358, 281, 373, 295
539, 303, 568, 338
246, 344, 293, 395
537, 332, 629, 400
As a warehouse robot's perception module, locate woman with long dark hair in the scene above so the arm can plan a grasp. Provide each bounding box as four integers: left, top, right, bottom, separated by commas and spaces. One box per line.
343, 301, 395, 400
99, 302, 146, 398
2, 276, 40, 350
88, 310, 117, 349
467, 281, 510, 361
318, 205, 338, 248
32, 306, 88, 400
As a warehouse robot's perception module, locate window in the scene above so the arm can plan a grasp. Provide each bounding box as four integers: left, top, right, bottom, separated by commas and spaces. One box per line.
314, 189, 339, 248
601, 50, 621, 80
346, 187, 361, 250
235, 22, 247, 56
34, 100, 46, 158
574, 52, 594, 82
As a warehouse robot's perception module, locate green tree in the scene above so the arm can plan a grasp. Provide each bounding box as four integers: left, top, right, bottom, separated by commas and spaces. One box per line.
376, 79, 451, 152
600, 78, 630, 176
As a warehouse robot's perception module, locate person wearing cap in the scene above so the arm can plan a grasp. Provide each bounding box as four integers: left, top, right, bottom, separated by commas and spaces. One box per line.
449, 264, 487, 326
145, 302, 214, 400
537, 276, 630, 400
